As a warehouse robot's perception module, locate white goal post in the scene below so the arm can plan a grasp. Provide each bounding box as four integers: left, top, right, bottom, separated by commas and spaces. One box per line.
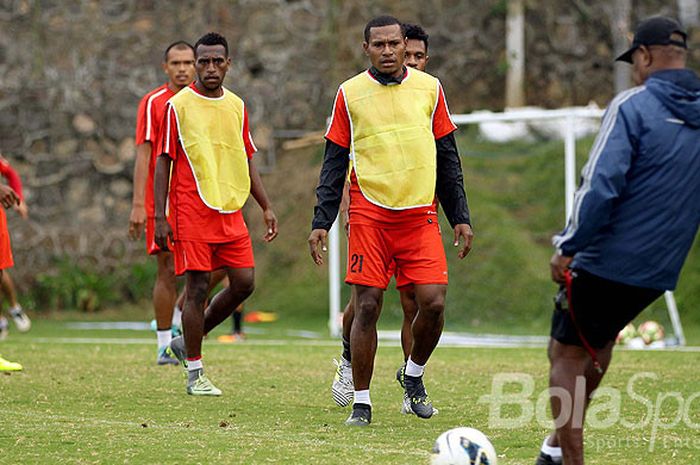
327, 107, 686, 346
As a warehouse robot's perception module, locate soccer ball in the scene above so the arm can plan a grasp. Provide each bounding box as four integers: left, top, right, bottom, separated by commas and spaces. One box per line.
431, 427, 497, 465
616, 323, 638, 345
638, 321, 664, 345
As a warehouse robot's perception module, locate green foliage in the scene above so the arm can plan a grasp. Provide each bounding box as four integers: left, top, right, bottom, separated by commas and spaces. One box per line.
29, 257, 156, 312
488, 0, 508, 17
496, 57, 510, 77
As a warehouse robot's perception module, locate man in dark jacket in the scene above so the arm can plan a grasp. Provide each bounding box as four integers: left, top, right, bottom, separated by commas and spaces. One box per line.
538, 16, 700, 465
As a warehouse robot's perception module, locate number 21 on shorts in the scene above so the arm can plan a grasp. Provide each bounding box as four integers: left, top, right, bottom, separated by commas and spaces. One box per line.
350, 254, 364, 273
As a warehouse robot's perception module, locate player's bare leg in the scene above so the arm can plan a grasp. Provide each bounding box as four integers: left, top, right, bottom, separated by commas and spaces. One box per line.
538, 340, 614, 465
182, 271, 210, 358
399, 288, 418, 361
203, 267, 254, 334
342, 294, 354, 344
403, 283, 446, 419
396, 287, 419, 414
346, 285, 383, 426
170, 270, 221, 396
172, 268, 226, 332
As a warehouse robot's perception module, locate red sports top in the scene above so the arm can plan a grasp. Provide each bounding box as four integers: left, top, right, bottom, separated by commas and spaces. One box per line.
0, 156, 23, 201
135, 83, 176, 218
325, 71, 456, 228
158, 83, 257, 242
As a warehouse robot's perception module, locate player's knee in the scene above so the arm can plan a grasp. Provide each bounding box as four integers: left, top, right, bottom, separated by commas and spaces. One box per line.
419, 295, 445, 317
355, 298, 380, 325
187, 281, 209, 305
232, 277, 255, 299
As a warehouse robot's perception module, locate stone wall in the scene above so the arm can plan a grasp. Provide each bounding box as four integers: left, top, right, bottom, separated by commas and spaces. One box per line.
0, 0, 696, 285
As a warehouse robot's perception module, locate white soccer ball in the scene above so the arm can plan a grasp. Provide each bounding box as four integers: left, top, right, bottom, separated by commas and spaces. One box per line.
638, 321, 665, 345
431, 427, 497, 465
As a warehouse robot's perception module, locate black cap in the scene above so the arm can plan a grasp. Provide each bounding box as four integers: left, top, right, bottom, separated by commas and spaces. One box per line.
616, 16, 688, 63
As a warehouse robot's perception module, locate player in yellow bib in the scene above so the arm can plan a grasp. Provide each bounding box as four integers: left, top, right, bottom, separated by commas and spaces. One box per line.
310, 16, 472, 426
332, 24, 438, 416
155, 32, 277, 396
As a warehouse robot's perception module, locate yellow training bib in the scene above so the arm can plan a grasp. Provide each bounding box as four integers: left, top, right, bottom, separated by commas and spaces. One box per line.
342, 68, 439, 209
170, 87, 250, 212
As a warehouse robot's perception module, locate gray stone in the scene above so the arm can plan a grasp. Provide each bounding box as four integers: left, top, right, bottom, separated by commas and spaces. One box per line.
109, 179, 131, 198
54, 139, 80, 158
72, 113, 96, 135
118, 137, 135, 163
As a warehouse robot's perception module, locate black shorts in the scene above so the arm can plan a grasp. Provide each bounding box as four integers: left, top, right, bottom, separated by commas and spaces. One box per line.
550, 269, 663, 349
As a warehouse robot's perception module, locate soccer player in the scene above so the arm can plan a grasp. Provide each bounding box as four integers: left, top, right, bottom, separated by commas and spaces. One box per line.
155, 32, 278, 396
310, 15, 472, 426
129, 41, 195, 365
0, 174, 21, 369
537, 17, 700, 465
403, 23, 430, 70
0, 154, 31, 338
331, 23, 435, 415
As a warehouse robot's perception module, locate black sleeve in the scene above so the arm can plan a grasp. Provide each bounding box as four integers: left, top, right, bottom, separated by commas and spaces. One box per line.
311, 140, 350, 231
436, 132, 471, 228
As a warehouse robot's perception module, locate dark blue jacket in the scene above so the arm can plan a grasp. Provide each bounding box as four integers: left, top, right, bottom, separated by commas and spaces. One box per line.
553, 69, 700, 290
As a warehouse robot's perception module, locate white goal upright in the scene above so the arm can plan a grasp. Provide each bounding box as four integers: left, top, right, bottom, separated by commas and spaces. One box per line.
327, 107, 686, 346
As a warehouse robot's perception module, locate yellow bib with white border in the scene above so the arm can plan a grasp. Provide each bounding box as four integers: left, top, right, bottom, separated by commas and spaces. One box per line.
170, 86, 250, 212
342, 68, 439, 209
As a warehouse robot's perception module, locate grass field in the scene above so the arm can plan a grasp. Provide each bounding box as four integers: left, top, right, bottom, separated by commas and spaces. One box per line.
1, 321, 699, 464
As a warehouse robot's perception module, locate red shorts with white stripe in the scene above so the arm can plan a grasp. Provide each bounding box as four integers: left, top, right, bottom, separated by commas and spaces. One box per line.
173, 235, 255, 276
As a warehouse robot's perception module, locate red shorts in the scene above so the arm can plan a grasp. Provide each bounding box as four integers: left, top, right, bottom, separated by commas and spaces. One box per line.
0, 209, 12, 270
173, 235, 255, 276
346, 221, 447, 290
145, 217, 161, 255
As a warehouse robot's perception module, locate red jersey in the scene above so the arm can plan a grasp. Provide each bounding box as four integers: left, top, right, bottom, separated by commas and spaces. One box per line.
325, 71, 456, 228
135, 84, 176, 218
0, 157, 23, 201
158, 83, 257, 243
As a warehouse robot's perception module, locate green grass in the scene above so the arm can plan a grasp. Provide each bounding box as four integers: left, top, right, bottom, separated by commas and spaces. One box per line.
1, 323, 699, 464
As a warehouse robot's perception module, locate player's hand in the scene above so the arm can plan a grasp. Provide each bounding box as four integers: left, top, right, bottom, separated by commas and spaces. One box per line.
13, 201, 28, 220
263, 208, 278, 242
128, 205, 147, 240
453, 223, 474, 259
550, 252, 573, 284
308, 228, 328, 266
0, 185, 19, 210
154, 216, 173, 251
